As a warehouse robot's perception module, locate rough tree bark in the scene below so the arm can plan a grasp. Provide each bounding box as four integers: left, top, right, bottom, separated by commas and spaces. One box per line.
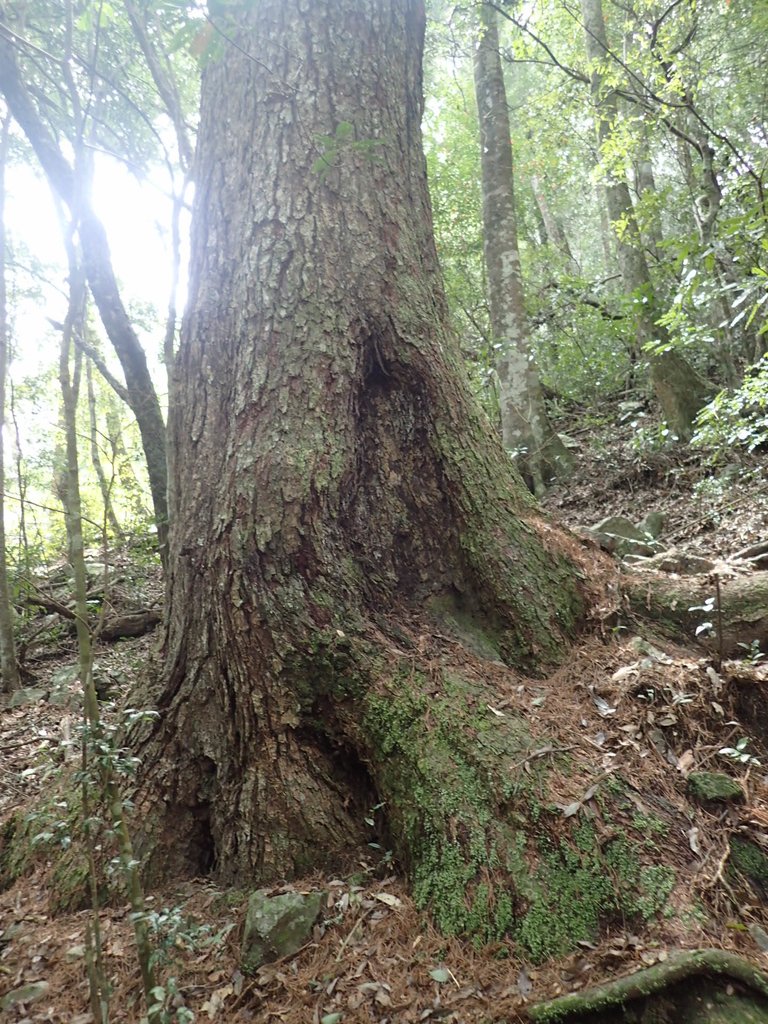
581, 0, 710, 438
473, 3, 572, 494
133, 0, 588, 940
130, 0, 768, 957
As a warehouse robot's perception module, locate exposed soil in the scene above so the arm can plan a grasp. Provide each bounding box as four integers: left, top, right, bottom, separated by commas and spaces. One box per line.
2, 411, 768, 1023
544, 409, 768, 559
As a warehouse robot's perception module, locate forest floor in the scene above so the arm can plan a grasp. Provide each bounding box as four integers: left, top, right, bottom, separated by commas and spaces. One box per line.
2, 408, 768, 1023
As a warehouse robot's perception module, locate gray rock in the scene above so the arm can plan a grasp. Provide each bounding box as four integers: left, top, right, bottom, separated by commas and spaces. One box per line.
9, 687, 49, 708
241, 889, 325, 973
638, 549, 716, 575
638, 510, 665, 539
622, 553, 651, 566
558, 433, 580, 451
51, 664, 79, 687
592, 515, 648, 542
627, 637, 673, 663
49, 664, 80, 707
0, 922, 24, 943
0, 981, 50, 1011
589, 516, 655, 558
617, 400, 646, 423
618, 539, 656, 557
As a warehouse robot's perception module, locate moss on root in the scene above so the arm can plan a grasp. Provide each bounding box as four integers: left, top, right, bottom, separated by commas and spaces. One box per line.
362, 663, 677, 953
516, 823, 675, 962
363, 662, 533, 940
528, 949, 768, 1022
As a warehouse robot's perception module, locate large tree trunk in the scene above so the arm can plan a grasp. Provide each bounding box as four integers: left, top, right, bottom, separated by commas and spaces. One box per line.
473, 4, 572, 494
133, 0, 587, 937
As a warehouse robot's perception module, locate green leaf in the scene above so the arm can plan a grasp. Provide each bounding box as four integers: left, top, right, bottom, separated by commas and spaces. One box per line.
429, 968, 450, 983
312, 156, 335, 176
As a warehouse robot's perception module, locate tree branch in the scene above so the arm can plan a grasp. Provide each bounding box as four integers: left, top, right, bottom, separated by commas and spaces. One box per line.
123, 0, 194, 171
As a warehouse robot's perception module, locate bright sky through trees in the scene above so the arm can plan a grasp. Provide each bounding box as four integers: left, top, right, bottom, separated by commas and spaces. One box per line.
6, 153, 185, 387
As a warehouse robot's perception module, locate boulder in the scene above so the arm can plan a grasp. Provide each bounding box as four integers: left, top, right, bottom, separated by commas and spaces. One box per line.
241, 889, 325, 972
638, 510, 665, 539
0, 981, 50, 1011
9, 687, 49, 708
588, 516, 655, 558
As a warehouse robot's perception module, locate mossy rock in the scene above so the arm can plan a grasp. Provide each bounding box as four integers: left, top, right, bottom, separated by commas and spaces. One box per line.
48, 849, 98, 913
0, 981, 51, 1012
687, 772, 744, 805
0, 791, 107, 912
730, 837, 768, 896
0, 812, 44, 889
241, 889, 325, 973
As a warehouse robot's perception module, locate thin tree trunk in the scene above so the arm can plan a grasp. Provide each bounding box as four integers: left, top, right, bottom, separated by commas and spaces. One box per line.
530, 173, 579, 275
122, 0, 194, 173
59, 224, 157, 1020
86, 357, 123, 542
597, 181, 615, 270
59, 259, 93, 730
633, 152, 663, 262
9, 383, 29, 593
0, 29, 168, 562
581, 0, 709, 438
473, 4, 572, 493
0, 108, 19, 693
677, 133, 744, 379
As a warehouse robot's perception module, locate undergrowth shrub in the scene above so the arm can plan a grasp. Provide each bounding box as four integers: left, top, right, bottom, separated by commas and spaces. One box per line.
693, 355, 768, 460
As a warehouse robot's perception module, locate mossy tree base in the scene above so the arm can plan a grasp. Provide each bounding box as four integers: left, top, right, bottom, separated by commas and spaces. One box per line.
128, 0, 590, 944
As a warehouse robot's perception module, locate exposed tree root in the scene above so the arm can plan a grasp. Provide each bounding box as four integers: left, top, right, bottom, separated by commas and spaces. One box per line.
528, 949, 768, 1022
624, 569, 768, 657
